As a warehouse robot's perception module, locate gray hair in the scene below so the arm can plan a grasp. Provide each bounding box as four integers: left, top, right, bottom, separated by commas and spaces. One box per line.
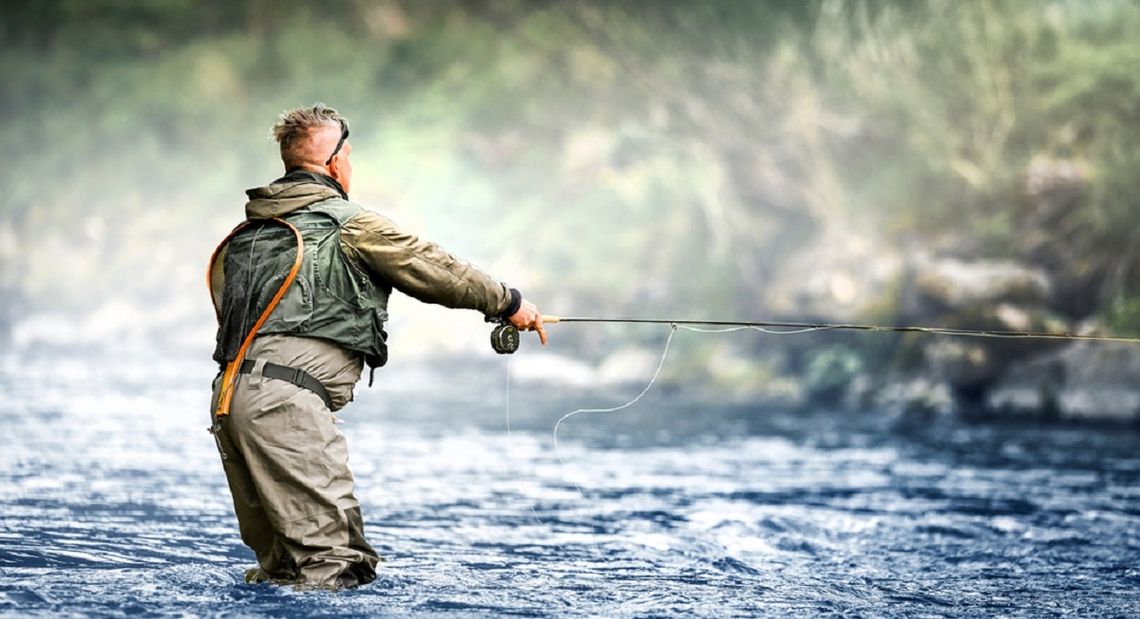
270, 103, 347, 168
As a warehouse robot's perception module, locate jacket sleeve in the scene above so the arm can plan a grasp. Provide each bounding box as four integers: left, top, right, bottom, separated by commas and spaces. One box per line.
339, 209, 515, 317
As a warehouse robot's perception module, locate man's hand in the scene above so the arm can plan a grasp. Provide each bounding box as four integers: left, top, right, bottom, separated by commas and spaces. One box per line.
508, 299, 548, 346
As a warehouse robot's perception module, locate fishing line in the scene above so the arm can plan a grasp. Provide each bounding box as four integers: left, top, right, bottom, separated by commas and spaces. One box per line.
540, 321, 840, 558
541, 324, 677, 559
535, 315, 1139, 465
499, 314, 1140, 459
552, 324, 678, 473
549, 322, 841, 465
496, 313, 1138, 556
675, 324, 838, 335
543, 316, 1140, 344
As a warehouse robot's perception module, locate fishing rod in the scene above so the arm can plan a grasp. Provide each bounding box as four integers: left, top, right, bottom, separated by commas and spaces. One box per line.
487, 315, 1140, 354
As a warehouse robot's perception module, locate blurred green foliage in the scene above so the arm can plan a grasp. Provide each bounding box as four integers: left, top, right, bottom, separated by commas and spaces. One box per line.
1, 0, 1139, 345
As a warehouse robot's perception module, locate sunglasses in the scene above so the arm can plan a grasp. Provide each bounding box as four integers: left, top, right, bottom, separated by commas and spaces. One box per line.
325, 119, 350, 166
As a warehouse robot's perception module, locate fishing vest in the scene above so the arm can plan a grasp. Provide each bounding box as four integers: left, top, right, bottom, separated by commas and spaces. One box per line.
211, 198, 390, 369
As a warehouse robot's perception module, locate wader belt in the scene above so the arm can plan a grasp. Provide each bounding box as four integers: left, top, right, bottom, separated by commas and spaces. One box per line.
239, 360, 333, 410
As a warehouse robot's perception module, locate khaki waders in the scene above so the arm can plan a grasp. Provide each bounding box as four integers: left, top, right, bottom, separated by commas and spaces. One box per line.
209, 335, 379, 588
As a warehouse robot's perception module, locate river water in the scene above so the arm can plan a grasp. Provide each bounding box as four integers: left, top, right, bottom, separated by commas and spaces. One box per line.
1, 350, 1138, 617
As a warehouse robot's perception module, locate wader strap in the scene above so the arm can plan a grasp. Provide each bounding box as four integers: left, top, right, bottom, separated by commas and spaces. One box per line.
238, 360, 333, 410
208, 217, 304, 417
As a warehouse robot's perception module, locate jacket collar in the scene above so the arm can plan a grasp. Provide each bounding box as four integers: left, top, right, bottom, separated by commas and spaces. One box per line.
276, 169, 348, 200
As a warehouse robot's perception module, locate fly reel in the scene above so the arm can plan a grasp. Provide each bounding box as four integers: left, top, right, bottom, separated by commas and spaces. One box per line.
490, 323, 520, 354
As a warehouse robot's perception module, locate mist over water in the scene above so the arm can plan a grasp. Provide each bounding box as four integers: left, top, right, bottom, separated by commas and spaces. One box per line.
2, 351, 1138, 617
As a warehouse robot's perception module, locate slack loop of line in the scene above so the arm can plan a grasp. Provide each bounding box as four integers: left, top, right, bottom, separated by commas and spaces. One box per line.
549, 321, 835, 473
541, 316, 1140, 344
546, 315, 1140, 464
550, 320, 850, 467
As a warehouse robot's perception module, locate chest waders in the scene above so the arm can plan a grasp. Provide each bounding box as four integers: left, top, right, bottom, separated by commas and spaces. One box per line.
208, 217, 303, 417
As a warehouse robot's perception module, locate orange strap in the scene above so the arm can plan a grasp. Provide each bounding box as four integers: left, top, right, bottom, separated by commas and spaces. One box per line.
207, 217, 304, 417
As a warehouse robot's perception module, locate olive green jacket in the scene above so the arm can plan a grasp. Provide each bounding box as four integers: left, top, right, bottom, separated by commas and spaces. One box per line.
210, 173, 514, 366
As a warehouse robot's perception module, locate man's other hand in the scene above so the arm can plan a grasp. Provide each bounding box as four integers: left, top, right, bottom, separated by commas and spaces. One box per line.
509, 299, 548, 346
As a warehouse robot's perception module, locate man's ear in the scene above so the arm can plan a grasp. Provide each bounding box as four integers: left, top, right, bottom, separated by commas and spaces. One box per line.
326, 156, 349, 193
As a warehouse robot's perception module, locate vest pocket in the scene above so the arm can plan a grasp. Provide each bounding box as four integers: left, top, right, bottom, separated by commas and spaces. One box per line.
272, 274, 313, 328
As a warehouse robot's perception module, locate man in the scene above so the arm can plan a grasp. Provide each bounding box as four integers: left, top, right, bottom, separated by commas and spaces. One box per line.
207, 103, 546, 589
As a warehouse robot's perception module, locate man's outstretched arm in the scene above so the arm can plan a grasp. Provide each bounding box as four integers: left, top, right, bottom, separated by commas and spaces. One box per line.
340, 209, 547, 344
